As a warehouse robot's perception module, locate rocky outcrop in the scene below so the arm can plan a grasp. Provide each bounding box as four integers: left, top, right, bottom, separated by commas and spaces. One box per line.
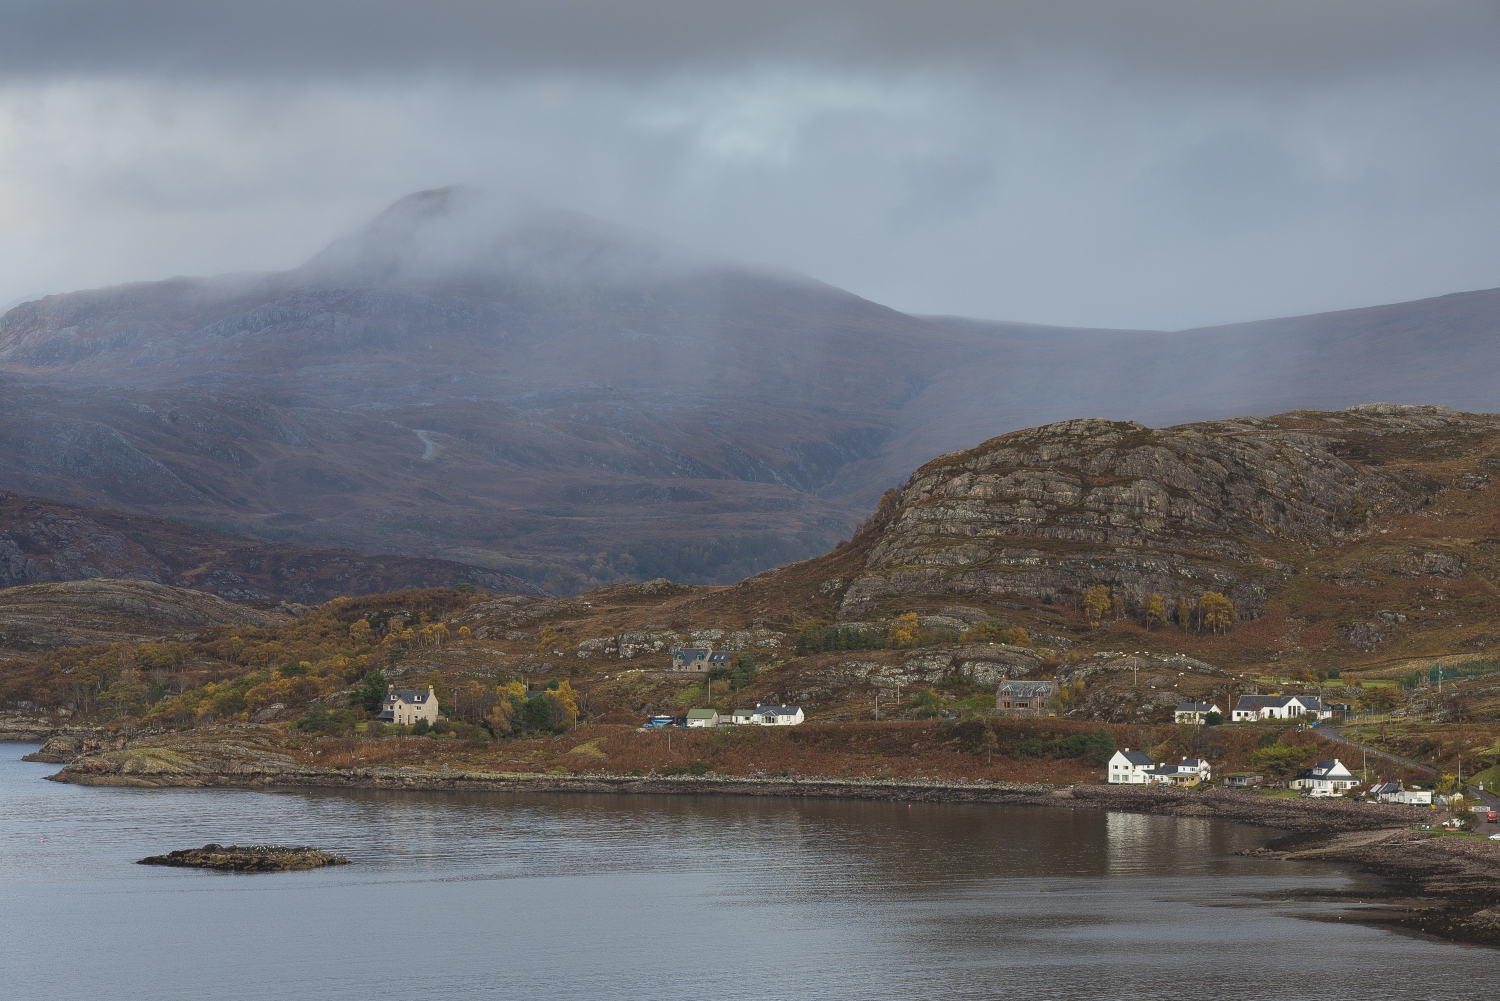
137, 844, 348, 871
838, 409, 1460, 621
0, 578, 273, 650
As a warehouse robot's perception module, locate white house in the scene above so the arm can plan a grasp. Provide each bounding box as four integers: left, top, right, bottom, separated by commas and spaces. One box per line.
1371, 782, 1432, 806
1174, 702, 1221, 725
1231, 695, 1332, 722
1107, 748, 1157, 784
1290, 758, 1358, 797
752, 705, 804, 726
728, 708, 757, 725
685, 708, 721, 728
378, 685, 440, 727
1149, 757, 1213, 786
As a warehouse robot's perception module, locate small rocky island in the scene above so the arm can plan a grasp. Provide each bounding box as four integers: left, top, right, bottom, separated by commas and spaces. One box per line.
137, 844, 349, 871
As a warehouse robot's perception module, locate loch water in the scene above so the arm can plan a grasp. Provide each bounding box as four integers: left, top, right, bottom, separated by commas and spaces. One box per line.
0, 743, 1479, 1000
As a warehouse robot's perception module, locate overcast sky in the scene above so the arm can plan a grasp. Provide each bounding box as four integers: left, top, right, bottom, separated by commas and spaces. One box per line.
2, 1, 1498, 329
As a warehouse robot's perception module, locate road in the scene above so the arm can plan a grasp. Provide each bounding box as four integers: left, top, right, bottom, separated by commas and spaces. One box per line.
1327, 726, 1500, 835
1323, 725, 1437, 779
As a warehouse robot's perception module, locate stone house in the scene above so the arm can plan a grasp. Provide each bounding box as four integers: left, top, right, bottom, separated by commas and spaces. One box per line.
995, 679, 1057, 715
379, 685, 440, 727
672, 647, 712, 672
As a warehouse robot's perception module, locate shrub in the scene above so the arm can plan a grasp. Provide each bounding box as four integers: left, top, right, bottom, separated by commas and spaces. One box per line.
1016, 728, 1116, 765
1204, 711, 1224, 726
413, 718, 431, 736
453, 582, 477, 594
365, 721, 386, 738
349, 669, 389, 714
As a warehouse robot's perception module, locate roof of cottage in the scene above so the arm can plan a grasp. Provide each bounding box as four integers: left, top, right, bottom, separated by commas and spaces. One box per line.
998, 680, 1056, 696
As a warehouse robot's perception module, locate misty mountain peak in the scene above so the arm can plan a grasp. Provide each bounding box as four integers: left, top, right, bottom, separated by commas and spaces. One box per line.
300, 186, 698, 287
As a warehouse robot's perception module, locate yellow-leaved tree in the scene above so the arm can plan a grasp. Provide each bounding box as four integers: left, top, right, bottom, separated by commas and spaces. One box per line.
887, 612, 923, 648
1083, 585, 1112, 628
1199, 592, 1237, 635
547, 679, 579, 722
1175, 596, 1192, 631
348, 619, 372, 645
1144, 593, 1167, 630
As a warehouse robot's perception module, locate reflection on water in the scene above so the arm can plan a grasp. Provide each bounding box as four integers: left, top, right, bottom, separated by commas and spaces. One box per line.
0, 744, 1475, 1000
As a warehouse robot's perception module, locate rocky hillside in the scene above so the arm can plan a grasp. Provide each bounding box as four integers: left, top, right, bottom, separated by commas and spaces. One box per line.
0, 579, 274, 650
836, 406, 1453, 622
0, 492, 540, 602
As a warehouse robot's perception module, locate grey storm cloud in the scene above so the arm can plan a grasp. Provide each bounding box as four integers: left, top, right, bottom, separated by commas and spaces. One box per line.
1, 1, 1498, 329
5, 1, 1499, 82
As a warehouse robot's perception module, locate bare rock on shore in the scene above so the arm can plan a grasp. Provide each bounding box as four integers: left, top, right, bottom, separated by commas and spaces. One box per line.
137, 844, 349, 871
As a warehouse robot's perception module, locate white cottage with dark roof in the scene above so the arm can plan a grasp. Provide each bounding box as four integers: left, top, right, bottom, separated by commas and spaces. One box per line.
1107, 748, 1157, 784
379, 685, 440, 727
1291, 758, 1357, 797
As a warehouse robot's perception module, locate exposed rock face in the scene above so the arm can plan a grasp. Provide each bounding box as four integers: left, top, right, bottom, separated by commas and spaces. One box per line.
0, 579, 272, 649
137, 844, 348, 871
839, 409, 1458, 621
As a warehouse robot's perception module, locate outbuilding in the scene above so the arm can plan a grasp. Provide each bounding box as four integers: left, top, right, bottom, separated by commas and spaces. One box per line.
685, 708, 721, 728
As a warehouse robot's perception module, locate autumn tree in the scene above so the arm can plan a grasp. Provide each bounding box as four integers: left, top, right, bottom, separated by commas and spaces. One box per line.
1199, 592, 1237, 635
1144, 593, 1167, 630
887, 613, 924, 648
547, 679, 580, 724
348, 619, 372, 645
978, 725, 999, 766
1175, 596, 1193, 631
1083, 585, 1112, 628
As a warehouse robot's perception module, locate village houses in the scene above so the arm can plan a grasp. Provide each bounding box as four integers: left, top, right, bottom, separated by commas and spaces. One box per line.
378, 685, 440, 727
1148, 757, 1213, 786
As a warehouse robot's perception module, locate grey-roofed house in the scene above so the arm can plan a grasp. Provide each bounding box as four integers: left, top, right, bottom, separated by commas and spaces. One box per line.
378, 685, 440, 727
1148, 757, 1213, 786
752, 705, 804, 726
1107, 748, 1157, 784
995, 678, 1057, 716
672, 647, 711, 672
1173, 702, 1221, 724
1231, 694, 1331, 722
1290, 758, 1357, 797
